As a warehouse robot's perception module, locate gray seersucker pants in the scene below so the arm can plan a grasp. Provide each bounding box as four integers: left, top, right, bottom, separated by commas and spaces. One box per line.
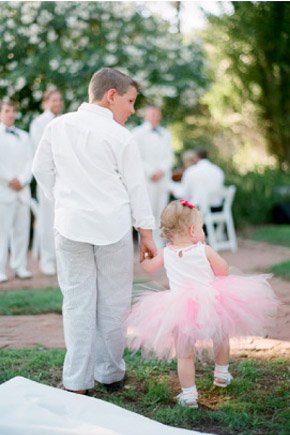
55, 230, 133, 391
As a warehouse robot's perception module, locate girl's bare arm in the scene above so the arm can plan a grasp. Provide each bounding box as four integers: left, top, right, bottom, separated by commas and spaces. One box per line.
205, 245, 229, 276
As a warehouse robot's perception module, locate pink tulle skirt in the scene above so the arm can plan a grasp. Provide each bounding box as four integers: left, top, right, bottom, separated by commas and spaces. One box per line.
126, 274, 278, 360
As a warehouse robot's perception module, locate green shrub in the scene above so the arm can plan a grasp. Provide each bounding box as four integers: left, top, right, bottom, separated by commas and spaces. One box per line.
224, 166, 290, 227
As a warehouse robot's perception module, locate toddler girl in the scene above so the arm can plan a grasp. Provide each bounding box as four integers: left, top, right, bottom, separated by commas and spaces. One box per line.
127, 200, 278, 408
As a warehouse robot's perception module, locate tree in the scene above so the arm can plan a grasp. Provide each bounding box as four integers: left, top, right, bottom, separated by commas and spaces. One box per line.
204, 2, 290, 165
0, 1, 208, 128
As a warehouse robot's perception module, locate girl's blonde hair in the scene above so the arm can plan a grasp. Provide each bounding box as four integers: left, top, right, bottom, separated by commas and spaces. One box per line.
160, 200, 202, 241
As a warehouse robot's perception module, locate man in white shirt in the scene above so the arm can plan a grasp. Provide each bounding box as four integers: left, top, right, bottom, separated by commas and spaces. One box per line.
30, 88, 63, 276
32, 68, 156, 395
132, 107, 174, 247
170, 147, 225, 212
0, 100, 33, 283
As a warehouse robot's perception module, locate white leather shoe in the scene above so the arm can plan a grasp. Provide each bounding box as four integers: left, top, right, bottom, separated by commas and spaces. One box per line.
40, 264, 56, 276
0, 273, 8, 283
15, 269, 32, 279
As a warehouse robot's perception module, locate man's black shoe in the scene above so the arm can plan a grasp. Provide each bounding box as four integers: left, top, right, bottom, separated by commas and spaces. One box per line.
101, 374, 127, 392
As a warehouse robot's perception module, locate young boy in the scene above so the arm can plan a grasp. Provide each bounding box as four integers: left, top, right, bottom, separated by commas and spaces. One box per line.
32, 68, 156, 394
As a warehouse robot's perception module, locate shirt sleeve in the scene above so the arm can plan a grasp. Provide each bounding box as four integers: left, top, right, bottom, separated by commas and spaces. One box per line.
119, 137, 155, 230
0, 154, 11, 184
159, 130, 174, 174
32, 124, 55, 200
30, 119, 43, 155
18, 134, 33, 187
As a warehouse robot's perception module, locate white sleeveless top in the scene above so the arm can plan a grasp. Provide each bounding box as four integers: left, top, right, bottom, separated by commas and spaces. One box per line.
163, 242, 215, 290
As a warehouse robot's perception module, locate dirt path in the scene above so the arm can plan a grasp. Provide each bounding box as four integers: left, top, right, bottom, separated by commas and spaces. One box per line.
0, 239, 290, 356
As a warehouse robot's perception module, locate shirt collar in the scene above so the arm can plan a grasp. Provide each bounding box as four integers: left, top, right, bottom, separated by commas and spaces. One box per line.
144, 121, 161, 133
78, 103, 113, 119
196, 159, 209, 166
0, 122, 16, 132
44, 110, 57, 118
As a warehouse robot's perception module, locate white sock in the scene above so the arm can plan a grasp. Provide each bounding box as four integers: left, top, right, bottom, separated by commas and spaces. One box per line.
182, 385, 198, 396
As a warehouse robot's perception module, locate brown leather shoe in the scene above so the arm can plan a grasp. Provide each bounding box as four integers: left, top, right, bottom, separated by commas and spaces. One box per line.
101, 373, 127, 392
65, 388, 88, 395
57, 383, 88, 395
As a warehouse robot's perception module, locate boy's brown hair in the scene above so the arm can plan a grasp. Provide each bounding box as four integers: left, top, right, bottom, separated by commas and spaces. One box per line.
88, 68, 140, 101
160, 200, 202, 241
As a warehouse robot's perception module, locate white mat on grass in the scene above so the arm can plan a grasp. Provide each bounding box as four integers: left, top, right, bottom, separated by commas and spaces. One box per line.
0, 377, 213, 435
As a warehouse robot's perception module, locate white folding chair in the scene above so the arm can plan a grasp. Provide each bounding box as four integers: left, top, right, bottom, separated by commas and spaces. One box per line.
30, 198, 40, 259
202, 185, 237, 252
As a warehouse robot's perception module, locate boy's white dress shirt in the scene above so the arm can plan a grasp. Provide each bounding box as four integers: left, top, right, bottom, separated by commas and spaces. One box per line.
32, 103, 154, 245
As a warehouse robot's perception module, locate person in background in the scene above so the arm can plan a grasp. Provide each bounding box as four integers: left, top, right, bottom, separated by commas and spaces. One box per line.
32, 68, 156, 395
171, 150, 197, 182
0, 100, 33, 283
170, 147, 225, 212
30, 88, 63, 275
132, 106, 174, 248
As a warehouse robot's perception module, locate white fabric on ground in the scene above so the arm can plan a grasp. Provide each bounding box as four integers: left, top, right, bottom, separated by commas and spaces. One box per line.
0, 377, 213, 435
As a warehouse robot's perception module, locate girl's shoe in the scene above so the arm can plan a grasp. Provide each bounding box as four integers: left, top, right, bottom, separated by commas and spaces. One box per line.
176, 391, 198, 408
213, 370, 233, 388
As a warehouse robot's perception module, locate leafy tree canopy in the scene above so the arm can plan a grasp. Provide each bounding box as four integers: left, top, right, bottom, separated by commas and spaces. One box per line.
204, 1, 290, 165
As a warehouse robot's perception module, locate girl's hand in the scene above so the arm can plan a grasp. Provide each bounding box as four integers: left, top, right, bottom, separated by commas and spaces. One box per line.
141, 250, 164, 273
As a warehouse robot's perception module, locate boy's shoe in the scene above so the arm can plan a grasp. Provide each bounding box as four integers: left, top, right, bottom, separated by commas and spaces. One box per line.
57, 382, 88, 395
101, 373, 127, 393
213, 371, 233, 388
176, 391, 198, 408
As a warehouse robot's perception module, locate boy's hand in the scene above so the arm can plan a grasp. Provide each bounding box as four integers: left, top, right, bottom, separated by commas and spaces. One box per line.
138, 229, 157, 262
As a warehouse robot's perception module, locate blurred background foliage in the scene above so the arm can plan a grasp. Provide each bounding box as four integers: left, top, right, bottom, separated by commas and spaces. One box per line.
0, 1, 207, 125
0, 1, 290, 227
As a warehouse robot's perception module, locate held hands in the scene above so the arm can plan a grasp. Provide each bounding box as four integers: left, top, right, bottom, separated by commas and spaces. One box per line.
138, 229, 157, 262
8, 178, 22, 191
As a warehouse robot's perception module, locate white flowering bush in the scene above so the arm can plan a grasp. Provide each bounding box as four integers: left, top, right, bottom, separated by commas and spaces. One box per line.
0, 1, 208, 128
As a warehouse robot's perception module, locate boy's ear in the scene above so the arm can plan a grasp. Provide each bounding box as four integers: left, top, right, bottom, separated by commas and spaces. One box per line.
106, 88, 118, 104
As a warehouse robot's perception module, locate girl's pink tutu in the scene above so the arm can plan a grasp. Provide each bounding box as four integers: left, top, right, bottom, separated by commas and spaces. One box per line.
127, 244, 278, 360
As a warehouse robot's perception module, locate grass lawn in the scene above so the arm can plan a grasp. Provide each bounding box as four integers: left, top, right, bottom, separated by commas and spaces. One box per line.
0, 348, 289, 435
0, 287, 62, 315
248, 225, 290, 248
269, 260, 290, 280
0, 283, 147, 315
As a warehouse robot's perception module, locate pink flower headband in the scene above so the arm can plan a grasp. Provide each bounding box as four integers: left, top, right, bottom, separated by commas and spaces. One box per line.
180, 199, 195, 209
